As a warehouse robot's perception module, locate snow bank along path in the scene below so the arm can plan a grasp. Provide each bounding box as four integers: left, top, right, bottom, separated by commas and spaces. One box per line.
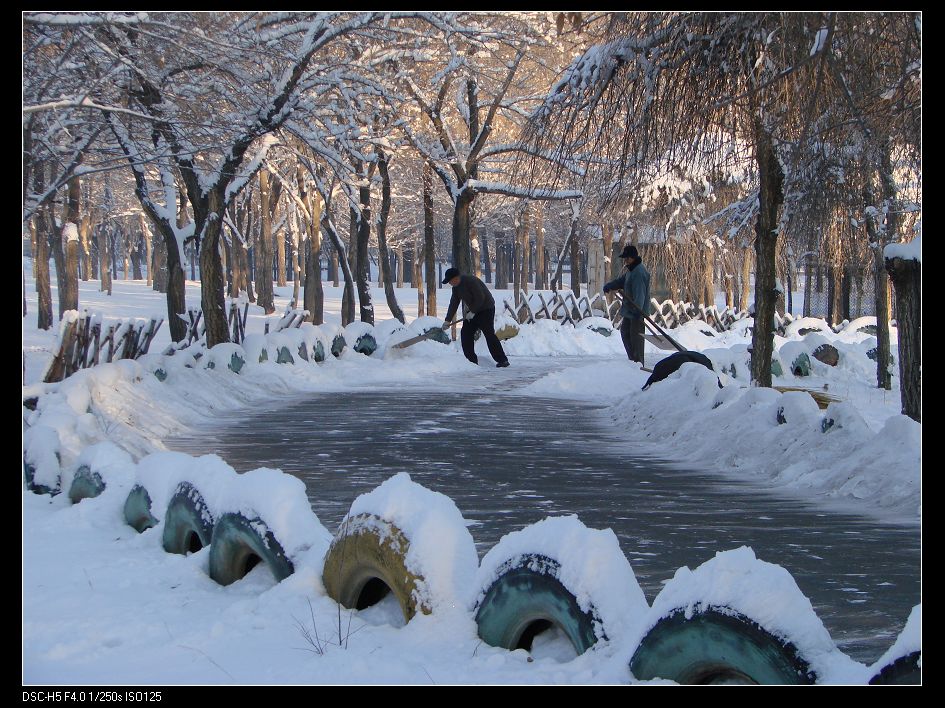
23, 442, 919, 683
23, 309, 919, 683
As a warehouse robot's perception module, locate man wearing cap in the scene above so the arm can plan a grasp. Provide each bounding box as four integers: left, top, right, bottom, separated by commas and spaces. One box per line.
441, 267, 510, 368
602, 245, 651, 364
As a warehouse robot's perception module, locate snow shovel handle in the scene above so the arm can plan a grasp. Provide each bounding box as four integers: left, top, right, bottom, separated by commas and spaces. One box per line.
617, 292, 687, 353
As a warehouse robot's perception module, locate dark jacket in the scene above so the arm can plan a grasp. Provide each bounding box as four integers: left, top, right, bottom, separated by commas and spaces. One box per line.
604, 260, 651, 319
445, 274, 495, 321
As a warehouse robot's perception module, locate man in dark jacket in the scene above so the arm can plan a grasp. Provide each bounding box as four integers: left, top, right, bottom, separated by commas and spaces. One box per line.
602, 245, 650, 364
442, 267, 510, 368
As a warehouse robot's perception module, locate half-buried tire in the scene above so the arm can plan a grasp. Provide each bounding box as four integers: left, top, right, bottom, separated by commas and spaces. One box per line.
124, 484, 158, 533
67, 465, 106, 504
629, 606, 817, 684
208, 512, 294, 586
161, 482, 215, 555
868, 650, 921, 685
322, 513, 428, 622
475, 554, 598, 656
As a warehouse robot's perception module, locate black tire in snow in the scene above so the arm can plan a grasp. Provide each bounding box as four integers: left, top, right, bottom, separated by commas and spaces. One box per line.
208, 512, 294, 586
161, 482, 215, 555
474, 554, 600, 656
629, 607, 817, 684
869, 651, 921, 685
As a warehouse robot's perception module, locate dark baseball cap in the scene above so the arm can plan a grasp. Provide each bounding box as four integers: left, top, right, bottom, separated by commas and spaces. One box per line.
442, 267, 460, 284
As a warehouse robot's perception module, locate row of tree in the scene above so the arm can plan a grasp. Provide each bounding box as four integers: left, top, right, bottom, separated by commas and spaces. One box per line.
23, 12, 920, 415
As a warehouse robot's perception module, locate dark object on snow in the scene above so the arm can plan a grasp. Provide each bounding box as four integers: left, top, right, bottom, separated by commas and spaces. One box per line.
812, 343, 839, 367
642, 351, 721, 391
869, 651, 921, 685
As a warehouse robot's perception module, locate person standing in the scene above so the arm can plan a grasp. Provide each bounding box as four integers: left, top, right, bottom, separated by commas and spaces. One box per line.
603, 245, 651, 364
441, 267, 510, 368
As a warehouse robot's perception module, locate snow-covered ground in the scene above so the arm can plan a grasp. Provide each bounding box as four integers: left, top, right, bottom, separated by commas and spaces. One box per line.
22, 268, 920, 684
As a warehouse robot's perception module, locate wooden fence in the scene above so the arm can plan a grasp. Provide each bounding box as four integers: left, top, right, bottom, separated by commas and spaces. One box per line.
44, 311, 164, 383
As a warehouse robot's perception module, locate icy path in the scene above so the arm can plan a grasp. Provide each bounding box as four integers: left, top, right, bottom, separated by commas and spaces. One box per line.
169, 357, 919, 665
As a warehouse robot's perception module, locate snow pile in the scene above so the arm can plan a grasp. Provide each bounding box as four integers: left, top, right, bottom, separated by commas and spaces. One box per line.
215, 466, 333, 563
476, 515, 650, 646
502, 319, 625, 357
23, 425, 62, 491
520, 360, 647, 402
345, 472, 480, 613
631, 546, 869, 684
599, 363, 919, 518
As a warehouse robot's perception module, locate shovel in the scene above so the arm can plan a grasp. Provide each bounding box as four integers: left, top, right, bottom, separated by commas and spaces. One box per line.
390, 319, 462, 349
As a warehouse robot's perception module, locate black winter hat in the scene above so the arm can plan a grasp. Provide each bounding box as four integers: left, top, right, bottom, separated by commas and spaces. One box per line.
619, 244, 640, 260
442, 267, 461, 284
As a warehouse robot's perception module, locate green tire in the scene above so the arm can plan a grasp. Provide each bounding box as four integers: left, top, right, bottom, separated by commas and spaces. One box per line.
424, 327, 451, 345
869, 651, 921, 685
331, 335, 346, 357
67, 465, 105, 504
208, 512, 294, 586
24, 461, 58, 496
474, 554, 599, 656
322, 514, 427, 622
124, 484, 158, 533
161, 482, 214, 555
353, 334, 377, 356
629, 607, 817, 684
311, 340, 325, 363
276, 346, 295, 364
791, 353, 812, 377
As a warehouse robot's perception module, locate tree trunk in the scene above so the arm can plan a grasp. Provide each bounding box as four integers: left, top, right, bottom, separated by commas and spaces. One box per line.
452, 191, 474, 275
355, 164, 374, 325
198, 189, 230, 348
395, 245, 403, 288
885, 256, 920, 421
803, 252, 813, 317
322, 215, 356, 325
482, 234, 491, 284
534, 209, 545, 289
330, 245, 339, 287
703, 243, 715, 308
138, 213, 154, 288
376, 151, 404, 323
471, 226, 482, 280
495, 238, 505, 289
290, 216, 300, 306
303, 187, 324, 325
78, 215, 91, 281
740, 246, 751, 312
151, 232, 165, 293
277, 221, 287, 289
416, 236, 425, 318
59, 175, 81, 317
256, 170, 276, 314
570, 231, 581, 296
424, 164, 437, 318
34, 209, 54, 330
829, 264, 843, 326
749, 123, 783, 388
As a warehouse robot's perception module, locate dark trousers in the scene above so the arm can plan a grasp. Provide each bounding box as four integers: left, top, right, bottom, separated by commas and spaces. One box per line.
620, 316, 645, 363
460, 308, 508, 365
